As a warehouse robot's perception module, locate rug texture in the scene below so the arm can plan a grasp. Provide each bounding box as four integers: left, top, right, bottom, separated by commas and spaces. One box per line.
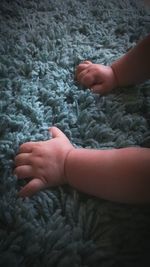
0, 0, 150, 266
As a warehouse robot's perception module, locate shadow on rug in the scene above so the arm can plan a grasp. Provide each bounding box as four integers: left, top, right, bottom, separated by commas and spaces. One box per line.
0, 0, 150, 266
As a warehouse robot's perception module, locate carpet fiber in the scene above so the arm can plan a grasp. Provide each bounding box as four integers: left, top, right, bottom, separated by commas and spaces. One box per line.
0, 0, 150, 266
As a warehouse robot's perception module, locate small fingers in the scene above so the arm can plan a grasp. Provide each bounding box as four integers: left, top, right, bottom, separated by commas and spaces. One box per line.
15, 153, 30, 167
76, 61, 92, 78
18, 178, 46, 197
77, 69, 95, 87
77, 60, 92, 71
14, 165, 33, 179
18, 142, 36, 153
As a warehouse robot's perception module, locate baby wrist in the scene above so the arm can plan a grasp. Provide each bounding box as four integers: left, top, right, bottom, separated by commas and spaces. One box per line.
64, 148, 74, 184
110, 64, 120, 88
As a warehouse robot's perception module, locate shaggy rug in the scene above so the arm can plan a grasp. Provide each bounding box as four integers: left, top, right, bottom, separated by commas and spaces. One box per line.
0, 0, 150, 266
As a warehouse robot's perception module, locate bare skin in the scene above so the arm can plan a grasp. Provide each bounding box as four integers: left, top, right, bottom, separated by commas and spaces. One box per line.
14, 34, 150, 203
75, 61, 117, 94
14, 128, 73, 197
76, 35, 150, 93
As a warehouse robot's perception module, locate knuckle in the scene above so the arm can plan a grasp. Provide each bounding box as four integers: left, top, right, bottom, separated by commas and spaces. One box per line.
93, 65, 100, 71
76, 64, 82, 72
19, 143, 26, 152
19, 142, 33, 153
32, 144, 42, 155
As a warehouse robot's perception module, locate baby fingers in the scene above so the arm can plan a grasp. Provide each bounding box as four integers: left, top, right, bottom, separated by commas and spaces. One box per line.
18, 142, 36, 153
14, 165, 33, 179
18, 178, 47, 197
77, 68, 96, 87
75, 61, 92, 78
15, 153, 31, 166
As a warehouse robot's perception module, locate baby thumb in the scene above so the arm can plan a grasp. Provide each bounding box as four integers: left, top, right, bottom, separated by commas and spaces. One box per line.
49, 126, 66, 139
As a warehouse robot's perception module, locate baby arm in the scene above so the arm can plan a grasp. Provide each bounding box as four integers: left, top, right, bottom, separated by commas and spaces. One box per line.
76, 34, 150, 94
111, 34, 150, 87
66, 146, 150, 203
15, 127, 150, 203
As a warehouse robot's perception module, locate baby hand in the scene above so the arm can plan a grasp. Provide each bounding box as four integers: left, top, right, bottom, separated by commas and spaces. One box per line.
75, 61, 117, 94
14, 127, 74, 197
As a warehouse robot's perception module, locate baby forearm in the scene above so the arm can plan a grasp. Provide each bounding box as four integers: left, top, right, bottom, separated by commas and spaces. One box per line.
65, 147, 150, 203
111, 34, 150, 87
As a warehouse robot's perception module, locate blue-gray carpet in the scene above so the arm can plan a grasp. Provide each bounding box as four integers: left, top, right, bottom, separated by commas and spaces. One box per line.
0, 0, 150, 266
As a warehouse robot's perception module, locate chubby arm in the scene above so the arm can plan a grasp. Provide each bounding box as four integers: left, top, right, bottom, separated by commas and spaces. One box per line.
111, 34, 150, 87
15, 127, 150, 203
76, 35, 150, 94
65, 147, 150, 203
